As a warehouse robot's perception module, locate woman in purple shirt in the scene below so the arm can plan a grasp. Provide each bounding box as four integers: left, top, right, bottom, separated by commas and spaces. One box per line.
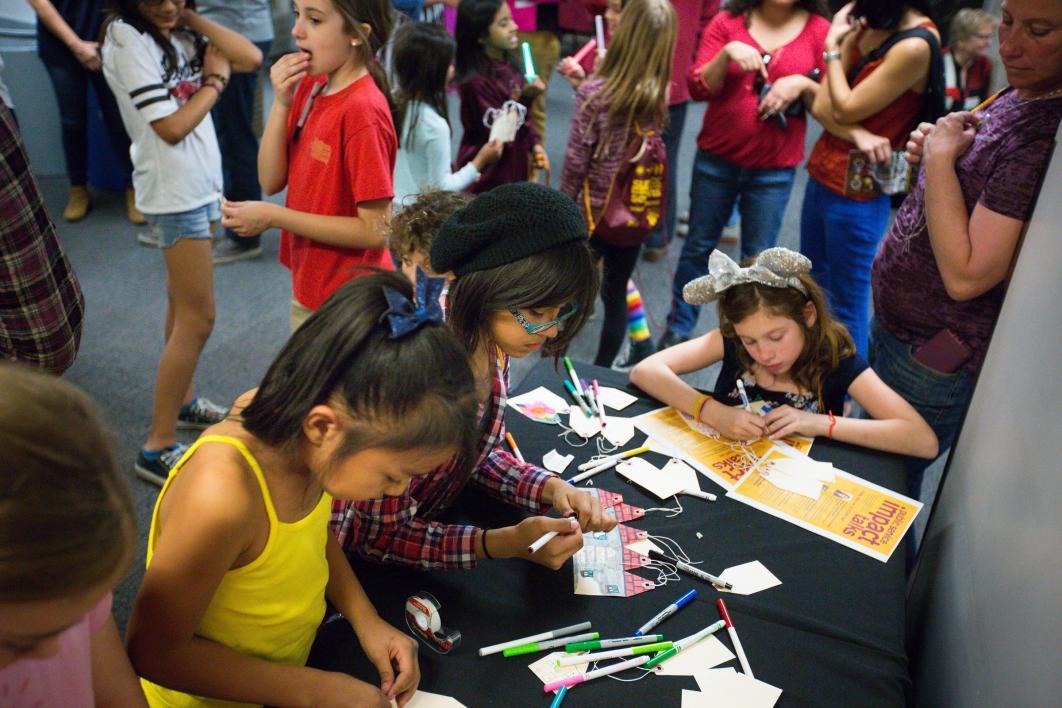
868, 0, 1061, 499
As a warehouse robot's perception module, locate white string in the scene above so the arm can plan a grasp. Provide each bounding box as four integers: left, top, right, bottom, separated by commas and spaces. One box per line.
596, 436, 619, 455
557, 421, 591, 448
646, 534, 697, 565
641, 495, 683, 518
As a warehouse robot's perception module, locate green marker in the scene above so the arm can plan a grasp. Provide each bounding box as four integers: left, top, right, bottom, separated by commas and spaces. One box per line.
643, 620, 726, 669
562, 356, 583, 397
555, 641, 673, 667
564, 634, 664, 652
503, 631, 598, 657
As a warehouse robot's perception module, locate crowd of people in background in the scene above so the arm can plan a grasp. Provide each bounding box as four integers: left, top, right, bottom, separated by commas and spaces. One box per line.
0, 0, 1060, 705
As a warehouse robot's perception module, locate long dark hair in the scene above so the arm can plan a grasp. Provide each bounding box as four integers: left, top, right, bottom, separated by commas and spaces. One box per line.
101, 0, 206, 82
241, 271, 478, 461
727, 0, 828, 18
392, 22, 454, 151
851, 0, 934, 30
446, 241, 599, 359
0, 364, 136, 602
330, 0, 397, 115
455, 0, 506, 83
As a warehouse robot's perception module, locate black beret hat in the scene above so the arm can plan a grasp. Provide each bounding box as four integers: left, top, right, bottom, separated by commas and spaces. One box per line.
430, 183, 588, 276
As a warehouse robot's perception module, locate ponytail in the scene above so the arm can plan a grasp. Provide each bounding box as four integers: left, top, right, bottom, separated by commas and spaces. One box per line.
332, 0, 396, 115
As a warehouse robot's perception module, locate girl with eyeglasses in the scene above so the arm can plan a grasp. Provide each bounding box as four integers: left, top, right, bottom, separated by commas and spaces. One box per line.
219, 0, 397, 333
657, 0, 830, 354
332, 183, 618, 574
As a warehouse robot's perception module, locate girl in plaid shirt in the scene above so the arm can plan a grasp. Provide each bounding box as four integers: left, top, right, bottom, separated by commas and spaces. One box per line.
126, 272, 477, 707
333, 183, 618, 572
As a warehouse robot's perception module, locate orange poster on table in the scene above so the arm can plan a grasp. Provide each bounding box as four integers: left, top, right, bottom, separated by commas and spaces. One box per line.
633, 406, 813, 491
729, 447, 922, 562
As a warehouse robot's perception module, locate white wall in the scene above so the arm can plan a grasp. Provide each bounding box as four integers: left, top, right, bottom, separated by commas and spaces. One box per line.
909, 126, 1062, 705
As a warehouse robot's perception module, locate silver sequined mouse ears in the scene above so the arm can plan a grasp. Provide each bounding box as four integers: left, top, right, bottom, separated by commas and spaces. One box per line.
682, 248, 812, 305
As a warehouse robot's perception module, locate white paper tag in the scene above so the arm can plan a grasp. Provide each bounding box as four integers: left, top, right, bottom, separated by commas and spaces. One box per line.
616, 457, 687, 499
602, 417, 636, 447
507, 386, 571, 415
528, 651, 587, 687
485, 100, 526, 143
543, 449, 574, 474
596, 386, 638, 410
653, 635, 734, 676
718, 560, 782, 596
568, 409, 602, 438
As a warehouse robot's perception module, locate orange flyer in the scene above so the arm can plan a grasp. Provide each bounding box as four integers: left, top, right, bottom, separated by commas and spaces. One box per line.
730, 447, 922, 562
633, 406, 812, 491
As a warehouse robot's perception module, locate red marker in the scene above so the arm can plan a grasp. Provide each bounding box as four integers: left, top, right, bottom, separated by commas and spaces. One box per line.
717, 598, 754, 677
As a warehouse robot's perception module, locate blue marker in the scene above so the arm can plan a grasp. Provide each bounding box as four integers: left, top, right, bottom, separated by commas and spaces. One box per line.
549, 685, 568, 707
633, 589, 698, 636
563, 379, 592, 418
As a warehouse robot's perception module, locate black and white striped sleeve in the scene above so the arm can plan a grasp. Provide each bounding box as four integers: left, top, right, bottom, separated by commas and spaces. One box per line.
105, 22, 178, 123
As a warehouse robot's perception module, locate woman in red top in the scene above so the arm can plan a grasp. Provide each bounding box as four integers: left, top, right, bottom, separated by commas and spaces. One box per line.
658, 0, 829, 350
800, 0, 938, 359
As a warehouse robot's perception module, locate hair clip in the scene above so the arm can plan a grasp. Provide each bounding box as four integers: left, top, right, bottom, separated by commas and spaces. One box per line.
379, 273, 446, 339
683, 248, 811, 305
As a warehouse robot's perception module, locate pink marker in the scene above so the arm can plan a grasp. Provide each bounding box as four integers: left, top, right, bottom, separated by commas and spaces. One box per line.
542, 655, 649, 693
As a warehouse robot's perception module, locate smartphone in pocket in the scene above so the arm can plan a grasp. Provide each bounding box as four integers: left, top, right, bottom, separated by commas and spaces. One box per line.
912, 329, 972, 374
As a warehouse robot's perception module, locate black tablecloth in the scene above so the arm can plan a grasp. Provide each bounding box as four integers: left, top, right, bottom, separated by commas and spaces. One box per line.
309, 361, 910, 707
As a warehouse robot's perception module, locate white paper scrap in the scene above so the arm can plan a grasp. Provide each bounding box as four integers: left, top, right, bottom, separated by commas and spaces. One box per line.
543, 449, 574, 474
626, 538, 664, 556
653, 634, 735, 676
596, 386, 638, 410
767, 456, 835, 483
568, 409, 602, 438
682, 689, 712, 707
394, 690, 467, 707
690, 668, 782, 707
602, 416, 636, 447
694, 667, 737, 691
616, 457, 687, 500
528, 651, 587, 688
507, 386, 570, 415
718, 561, 782, 596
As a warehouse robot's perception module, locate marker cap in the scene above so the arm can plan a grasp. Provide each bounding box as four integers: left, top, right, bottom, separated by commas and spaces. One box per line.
716, 598, 734, 628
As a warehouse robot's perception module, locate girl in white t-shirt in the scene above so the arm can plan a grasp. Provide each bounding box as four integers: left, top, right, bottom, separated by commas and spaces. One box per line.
101, 0, 261, 485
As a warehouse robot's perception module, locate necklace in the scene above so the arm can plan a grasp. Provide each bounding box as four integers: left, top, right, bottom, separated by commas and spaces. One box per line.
1019, 85, 1062, 103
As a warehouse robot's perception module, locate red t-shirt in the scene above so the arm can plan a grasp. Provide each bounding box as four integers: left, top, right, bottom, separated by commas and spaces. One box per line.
280, 74, 397, 311
687, 11, 829, 169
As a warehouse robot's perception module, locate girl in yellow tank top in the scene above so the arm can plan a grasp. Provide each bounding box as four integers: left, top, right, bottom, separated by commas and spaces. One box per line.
126, 272, 478, 708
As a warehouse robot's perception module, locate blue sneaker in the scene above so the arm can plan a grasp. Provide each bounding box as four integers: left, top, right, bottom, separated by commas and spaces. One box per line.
135, 443, 189, 487
177, 397, 229, 430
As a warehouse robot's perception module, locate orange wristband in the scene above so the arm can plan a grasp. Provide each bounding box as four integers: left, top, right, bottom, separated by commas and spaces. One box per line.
827, 410, 837, 440
693, 394, 712, 423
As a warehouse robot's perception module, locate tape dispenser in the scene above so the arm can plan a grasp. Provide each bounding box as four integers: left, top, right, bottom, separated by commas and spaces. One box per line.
405, 591, 461, 654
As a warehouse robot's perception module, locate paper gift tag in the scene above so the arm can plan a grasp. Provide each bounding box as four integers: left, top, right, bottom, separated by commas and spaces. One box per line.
602, 417, 636, 447
616, 457, 686, 499
653, 635, 734, 675
759, 466, 824, 500
694, 667, 736, 691
597, 386, 638, 410
395, 690, 467, 708
528, 651, 587, 688
690, 668, 782, 707
718, 561, 782, 596
663, 458, 702, 491
625, 538, 664, 556
767, 456, 835, 483
568, 409, 602, 438
543, 449, 574, 474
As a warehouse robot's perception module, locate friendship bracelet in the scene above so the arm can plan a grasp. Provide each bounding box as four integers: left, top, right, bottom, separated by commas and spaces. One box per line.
693, 394, 712, 423
205, 72, 228, 89
827, 410, 837, 440
481, 529, 494, 560
200, 82, 223, 97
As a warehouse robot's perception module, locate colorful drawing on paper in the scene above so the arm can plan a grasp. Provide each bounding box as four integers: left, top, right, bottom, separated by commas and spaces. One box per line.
572, 488, 655, 597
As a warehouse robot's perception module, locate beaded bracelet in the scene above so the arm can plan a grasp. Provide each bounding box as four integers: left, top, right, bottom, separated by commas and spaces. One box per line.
693, 394, 712, 423
827, 410, 837, 440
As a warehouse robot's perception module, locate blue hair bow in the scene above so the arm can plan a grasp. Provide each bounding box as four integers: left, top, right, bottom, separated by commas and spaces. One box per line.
380, 272, 446, 339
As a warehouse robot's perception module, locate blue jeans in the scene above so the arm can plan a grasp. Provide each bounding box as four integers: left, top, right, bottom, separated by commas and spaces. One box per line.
42, 52, 132, 187
666, 149, 795, 337
867, 317, 975, 500
645, 100, 688, 250
799, 178, 890, 360
214, 40, 271, 246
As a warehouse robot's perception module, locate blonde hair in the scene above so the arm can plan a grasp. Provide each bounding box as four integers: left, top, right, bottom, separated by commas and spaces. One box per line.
950, 8, 998, 44
588, 0, 676, 132
0, 364, 136, 602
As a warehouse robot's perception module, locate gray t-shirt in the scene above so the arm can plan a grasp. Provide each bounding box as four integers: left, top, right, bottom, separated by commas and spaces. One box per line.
197, 0, 273, 43
0, 55, 11, 109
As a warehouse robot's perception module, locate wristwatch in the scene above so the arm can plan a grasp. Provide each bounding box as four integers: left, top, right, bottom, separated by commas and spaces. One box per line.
823, 50, 842, 62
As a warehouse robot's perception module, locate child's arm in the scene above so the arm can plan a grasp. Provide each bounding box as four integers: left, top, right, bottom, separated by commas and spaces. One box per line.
150, 44, 229, 145
763, 369, 939, 459
27, 0, 101, 70
324, 533, 420, 707
558, 84, 594, 202
126, 457, 385, 708
91, 616, 148, 707
258, 52, 309, 194
810, 70, 893, 165
631, 330, 768, 439
180, 8, 263, 73
221, 197, 391, 249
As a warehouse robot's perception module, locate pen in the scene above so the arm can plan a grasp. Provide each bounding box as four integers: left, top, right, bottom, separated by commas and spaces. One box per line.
549, 686, 567, 707
634, 589, 697, 636
568, 456, 622, 484
684, 489, 718, 502
555, 641, 671, 667
504, 432, 525, 463
542, 655, 649, 693
717, 599, 753, 677
576, 445, 650, 471
478, 621, 592, 656
565, 634, 663, 652
736, 379, 752, 412
580, 378, 600, 416
647, 549, 733, 590
502, 631, 599, 657
562, 380, 593, 418
592, 379, 607, 428
642, 620, 727, 669
562, 356, 584, 397
527, 516, 578, 554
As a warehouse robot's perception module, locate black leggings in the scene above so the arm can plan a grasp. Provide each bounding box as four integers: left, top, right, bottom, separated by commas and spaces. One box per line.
590, 239, 641, 367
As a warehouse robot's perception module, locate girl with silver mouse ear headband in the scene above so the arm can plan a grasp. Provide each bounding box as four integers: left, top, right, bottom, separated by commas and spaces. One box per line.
682, 247, 812, 305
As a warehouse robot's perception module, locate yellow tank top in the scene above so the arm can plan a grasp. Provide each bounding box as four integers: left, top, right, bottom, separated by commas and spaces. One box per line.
141, 435, 332, 708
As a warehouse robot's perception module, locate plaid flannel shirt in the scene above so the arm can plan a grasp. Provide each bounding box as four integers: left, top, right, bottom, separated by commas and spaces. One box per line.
0, 104, 83, 373
331, 348, 553, 570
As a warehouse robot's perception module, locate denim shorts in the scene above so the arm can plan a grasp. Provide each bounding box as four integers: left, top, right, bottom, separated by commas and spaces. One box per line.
148, 200, 221, 249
